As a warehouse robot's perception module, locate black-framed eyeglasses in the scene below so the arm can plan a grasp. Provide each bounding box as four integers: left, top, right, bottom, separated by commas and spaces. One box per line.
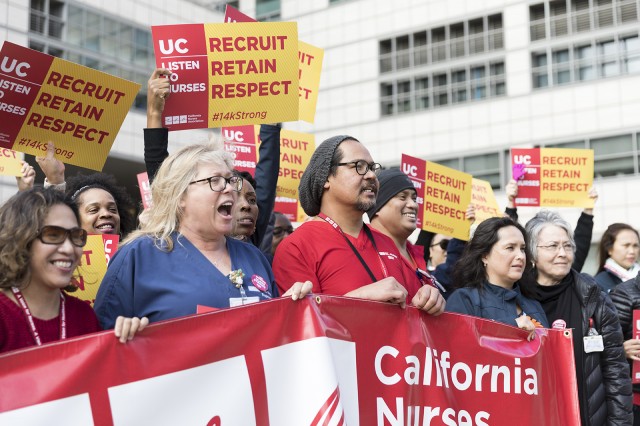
273, 226, 294, 237
335, 160, 382, 175
430, 239, 450, 250
37, 226, 87, 248
189, 175, 243, 192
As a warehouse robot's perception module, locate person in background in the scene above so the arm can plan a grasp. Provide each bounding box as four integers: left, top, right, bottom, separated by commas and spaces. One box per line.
610, 274, 640, 425
271, 211, 294, 256
144, 68, 281, 259
446, 217, 548, 338
367, 169, 446, 294
522, 210, 632, 425
0, 188, 145, 354
505, 178, 598, 272
35, 142, 136, 238
94, 142, 310, 329
66, 173, 136, 238
595, 223, 640, 293
273, 135, 445, 314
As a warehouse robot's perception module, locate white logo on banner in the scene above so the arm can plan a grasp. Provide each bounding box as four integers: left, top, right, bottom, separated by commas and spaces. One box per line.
0, 394, 93, 425
108, 355, 255, 426
262, 337, 359, 425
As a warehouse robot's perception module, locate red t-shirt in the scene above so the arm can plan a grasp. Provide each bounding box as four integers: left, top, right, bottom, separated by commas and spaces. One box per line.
273, 220, 422, 299
0, 291, 102, 354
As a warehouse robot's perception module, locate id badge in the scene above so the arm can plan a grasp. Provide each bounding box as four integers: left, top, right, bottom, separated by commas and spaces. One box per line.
584, 335, 604, 353
229, 297, 260, 307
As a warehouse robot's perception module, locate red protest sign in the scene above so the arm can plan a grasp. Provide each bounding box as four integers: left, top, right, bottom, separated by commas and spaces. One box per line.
137, 171, 153, 209
222, 125, 258, 174
0, 296, 579, 425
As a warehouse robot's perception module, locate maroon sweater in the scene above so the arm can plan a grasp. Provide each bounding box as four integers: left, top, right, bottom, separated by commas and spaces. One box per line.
0, 292, 101, 354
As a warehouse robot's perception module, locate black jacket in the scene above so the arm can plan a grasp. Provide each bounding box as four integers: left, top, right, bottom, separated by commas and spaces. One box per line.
595, 270, 623, 294
573, 270, 632, 425
609, 275, 640, 399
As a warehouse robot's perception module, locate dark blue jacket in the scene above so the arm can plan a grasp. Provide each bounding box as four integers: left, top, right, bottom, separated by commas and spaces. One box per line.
446, 281, 549, 328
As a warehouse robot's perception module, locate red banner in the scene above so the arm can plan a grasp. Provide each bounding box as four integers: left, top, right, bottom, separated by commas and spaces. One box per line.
0, 296, 579, 425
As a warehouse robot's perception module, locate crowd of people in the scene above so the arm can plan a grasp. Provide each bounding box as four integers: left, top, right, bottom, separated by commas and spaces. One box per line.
2, 67, 640, 425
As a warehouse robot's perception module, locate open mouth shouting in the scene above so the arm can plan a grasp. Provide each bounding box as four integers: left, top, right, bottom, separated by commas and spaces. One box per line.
217, 200, 234, 218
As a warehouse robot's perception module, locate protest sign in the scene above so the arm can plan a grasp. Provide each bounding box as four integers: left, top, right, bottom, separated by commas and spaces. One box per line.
274, 196, 307, 223
511, 148, 594, 207
471, 178, 502, 224
222, 125, 259, 173
297, 41, 324, 123
402, 154, 472, 240
277, 128, 314, 200
0, 296, 580, 425
224, 5, 324, 123
152, 22, 299, 130
137, 172, 153, 209
0, 148, 23, 176
0, 42, 140, 171
70, 234, 118, 306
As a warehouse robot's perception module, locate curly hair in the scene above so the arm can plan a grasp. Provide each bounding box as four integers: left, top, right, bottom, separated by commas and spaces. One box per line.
452, 217, 533, 294
0, 187, 80, 289
66, 173, 136, 236
597, 223, 640, 272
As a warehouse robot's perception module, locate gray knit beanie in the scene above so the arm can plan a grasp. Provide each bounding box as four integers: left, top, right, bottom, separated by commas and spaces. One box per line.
366, 169, 415, 220
299, 135, 358, 216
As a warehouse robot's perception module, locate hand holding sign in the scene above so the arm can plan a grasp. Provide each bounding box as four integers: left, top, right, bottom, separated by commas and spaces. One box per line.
147, 68, 172, 128
512, 163, 526, 181
35, 141, 65, 186
16, 161, 35, 192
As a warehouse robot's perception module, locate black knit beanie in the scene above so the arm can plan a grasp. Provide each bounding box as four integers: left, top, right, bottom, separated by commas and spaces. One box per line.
299, 135, 357, 217
366, 169, 415, 221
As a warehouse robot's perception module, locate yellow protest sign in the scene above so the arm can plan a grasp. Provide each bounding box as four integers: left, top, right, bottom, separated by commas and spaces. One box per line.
540, 148, 594, 208
423, 161, 472, 241
471, 178, 502, 224
204, 22, 299, 126
0, 148, 23, 176
0, 42, 140, 171
298, 41, 324, 123
70, 235, 113, 306
276, 129, 315, 200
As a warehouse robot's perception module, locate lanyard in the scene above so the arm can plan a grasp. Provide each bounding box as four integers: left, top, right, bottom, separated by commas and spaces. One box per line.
318, 213, 388, 281
11, 287, 66, 346
402, 247, 446, 293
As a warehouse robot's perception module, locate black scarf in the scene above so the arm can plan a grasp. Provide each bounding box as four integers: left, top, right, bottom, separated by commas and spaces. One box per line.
532, 273, 586, 425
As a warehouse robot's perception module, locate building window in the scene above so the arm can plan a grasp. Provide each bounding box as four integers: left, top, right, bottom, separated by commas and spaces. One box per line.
532, 32, 640, 89
380, 61, 505, 116
530, 0, 638, 41
29, 0, 155, 111
379, 13, 503, 74
256, 0, 280, 21
379, 13, 505, 116
591, 134, 635, 177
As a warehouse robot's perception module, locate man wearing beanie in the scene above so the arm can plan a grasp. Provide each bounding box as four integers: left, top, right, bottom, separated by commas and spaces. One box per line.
367, 169, 446, 296
273, 136, 445, 314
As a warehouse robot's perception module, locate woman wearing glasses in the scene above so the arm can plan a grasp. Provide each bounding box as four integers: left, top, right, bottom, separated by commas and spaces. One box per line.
95, 143, 310, 329
0, 188, 145, 354
521, 210, 632, 425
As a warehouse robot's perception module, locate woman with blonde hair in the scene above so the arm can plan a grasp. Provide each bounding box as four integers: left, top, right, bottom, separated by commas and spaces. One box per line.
95, 143, 309, 329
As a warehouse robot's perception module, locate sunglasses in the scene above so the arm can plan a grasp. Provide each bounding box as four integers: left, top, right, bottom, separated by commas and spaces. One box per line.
273, 226, 294, 237
37, 225, 88, 248
430, 239, 450, 251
